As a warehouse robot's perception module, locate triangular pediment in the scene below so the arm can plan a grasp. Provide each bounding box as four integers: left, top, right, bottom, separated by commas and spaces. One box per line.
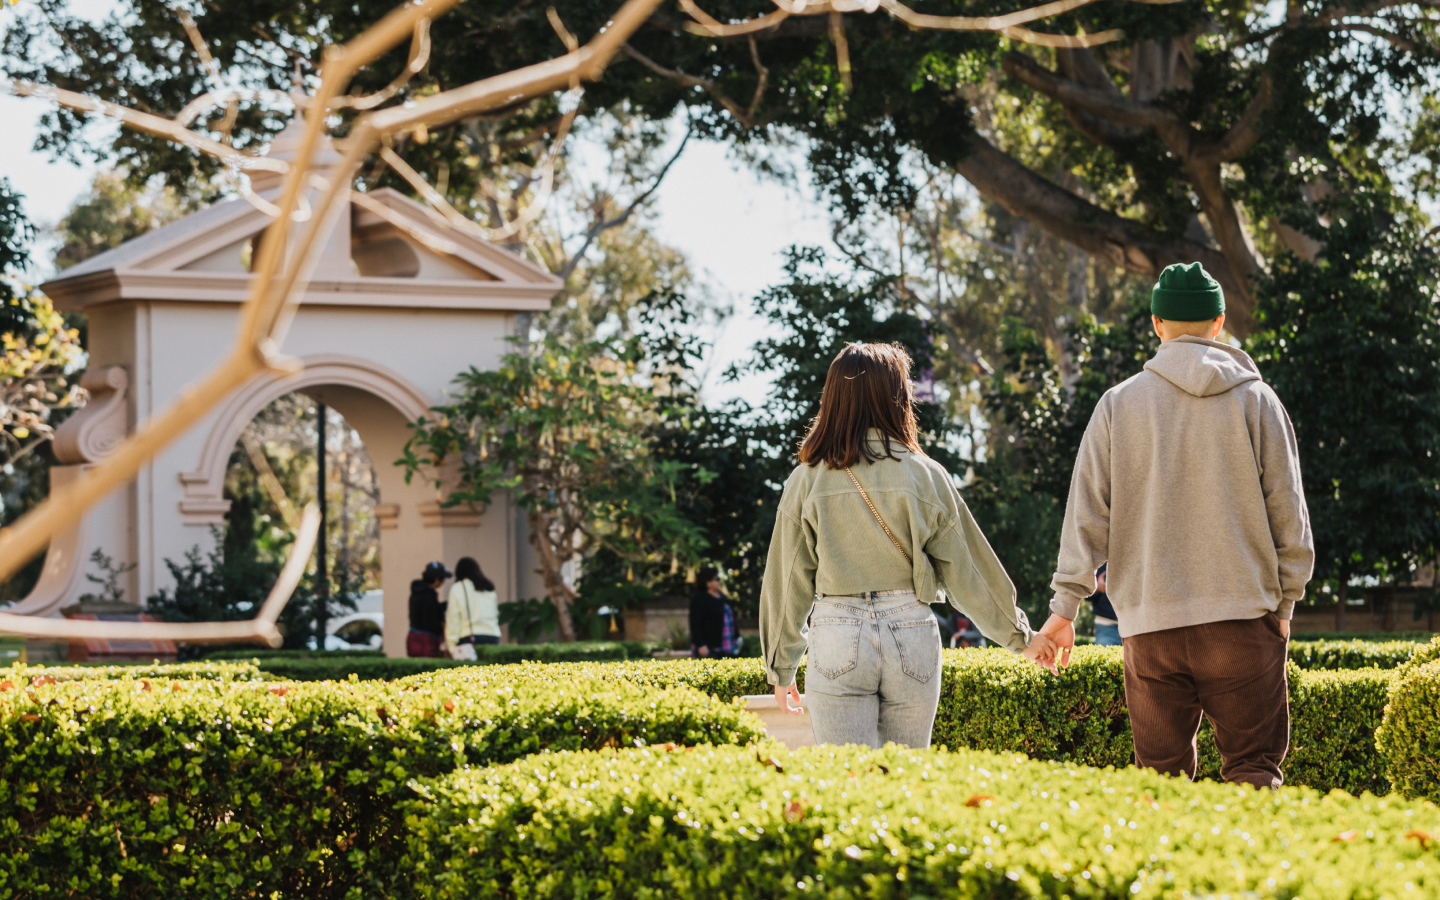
42, 187, 562, 313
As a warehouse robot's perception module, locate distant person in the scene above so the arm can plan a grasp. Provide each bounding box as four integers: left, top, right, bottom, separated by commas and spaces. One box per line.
406, 560, 451, 658
690, 566, 740, 658
1039, 262, 1314, 789
1089, 562, 1120, 646
446, 557, 500, 660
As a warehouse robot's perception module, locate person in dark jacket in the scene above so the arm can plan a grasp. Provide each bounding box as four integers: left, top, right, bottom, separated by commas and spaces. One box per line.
1088, 562, 1120, 646
690, 567, 740, 658
407, 561, 451, 657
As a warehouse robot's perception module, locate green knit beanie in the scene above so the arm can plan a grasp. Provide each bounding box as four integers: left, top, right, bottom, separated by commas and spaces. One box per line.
1151, 262, 1225, 321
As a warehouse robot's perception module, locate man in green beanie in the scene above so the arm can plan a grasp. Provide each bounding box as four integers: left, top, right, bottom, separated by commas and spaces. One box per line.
1036, 262, 1314, 789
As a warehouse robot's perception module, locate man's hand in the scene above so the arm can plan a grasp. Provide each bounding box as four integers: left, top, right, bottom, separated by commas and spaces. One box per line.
1278, 618, 1291, 639
697, 645, 711, 658
774, 682, 803, 715
1039, 613, 1076, 669
1022, 631, 1059, 675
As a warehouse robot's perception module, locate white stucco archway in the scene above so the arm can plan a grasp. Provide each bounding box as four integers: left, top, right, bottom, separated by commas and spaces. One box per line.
28, 120, 561, 655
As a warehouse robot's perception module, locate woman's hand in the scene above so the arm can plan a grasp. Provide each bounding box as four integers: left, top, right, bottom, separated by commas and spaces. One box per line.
1022, 631, 1060, 675
697, 645, 711, 658
774, 682, 803, 715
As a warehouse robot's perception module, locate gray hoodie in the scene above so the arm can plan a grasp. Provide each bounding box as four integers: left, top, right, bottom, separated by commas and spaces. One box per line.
1049, 335, 1315, 636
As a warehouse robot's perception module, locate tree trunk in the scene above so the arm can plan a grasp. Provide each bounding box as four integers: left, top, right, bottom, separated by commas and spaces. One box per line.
527, 508, 578, 642
1335, 578, 1347, 633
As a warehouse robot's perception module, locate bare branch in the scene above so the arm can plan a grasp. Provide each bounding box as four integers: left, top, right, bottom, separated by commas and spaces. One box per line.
1327, 21, 1419, 52
556, 121, 694, 282
622, 43, 759, 128
1204, 75, 1272, 163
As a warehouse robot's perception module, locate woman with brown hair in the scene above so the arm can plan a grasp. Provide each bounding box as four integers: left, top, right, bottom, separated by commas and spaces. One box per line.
759, 342, 1056, 748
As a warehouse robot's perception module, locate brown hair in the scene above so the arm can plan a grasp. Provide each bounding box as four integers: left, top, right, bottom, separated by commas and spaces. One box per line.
799, 342, 922, 469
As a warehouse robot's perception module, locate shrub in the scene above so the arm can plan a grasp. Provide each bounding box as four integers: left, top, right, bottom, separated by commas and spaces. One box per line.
241, 640, 661, 681
1293, 631, 1435, 642
405, 649, 1398, 795
1378, 651, 1440, 802
0, 671, 764, 898
1397, 635, 1440, 676
407, 743, 1440, 899
0, 660, 263, 683
1288, 639, 1421, 670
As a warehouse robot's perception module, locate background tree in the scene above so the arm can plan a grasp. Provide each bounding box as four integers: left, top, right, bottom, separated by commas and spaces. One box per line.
11, 0, 1438, 336
402, 331, 714, 640
655, 248, 961, 611
1250, 190, 1440, 629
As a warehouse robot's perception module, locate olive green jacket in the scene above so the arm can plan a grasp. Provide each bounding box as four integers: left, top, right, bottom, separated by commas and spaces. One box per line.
759, 433, 1035, 686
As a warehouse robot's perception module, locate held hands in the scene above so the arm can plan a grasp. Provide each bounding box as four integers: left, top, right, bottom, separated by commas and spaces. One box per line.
1038, 613, 1076, 670
1022, 631, 1061, 675
774, 682, 804, 716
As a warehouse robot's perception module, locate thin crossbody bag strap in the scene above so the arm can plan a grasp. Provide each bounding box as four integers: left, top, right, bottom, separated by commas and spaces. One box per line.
844, 467, 913, 566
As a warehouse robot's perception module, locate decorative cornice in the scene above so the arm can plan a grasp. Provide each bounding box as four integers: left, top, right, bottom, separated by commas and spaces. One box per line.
418, 501, 485, 528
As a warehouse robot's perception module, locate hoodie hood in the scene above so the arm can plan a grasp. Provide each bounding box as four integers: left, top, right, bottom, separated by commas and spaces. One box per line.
1144, 335, 1262, 398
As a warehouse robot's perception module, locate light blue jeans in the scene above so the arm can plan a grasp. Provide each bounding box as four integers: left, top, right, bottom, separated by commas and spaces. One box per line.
804, 591, 942, 748
1095, 622, 1122, 646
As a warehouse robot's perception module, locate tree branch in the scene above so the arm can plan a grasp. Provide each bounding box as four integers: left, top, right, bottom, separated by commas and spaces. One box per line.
555, 121, 694, 282
1203, 74, 1272, 163
622, 43, 758, 128
949, 127, 1256, 334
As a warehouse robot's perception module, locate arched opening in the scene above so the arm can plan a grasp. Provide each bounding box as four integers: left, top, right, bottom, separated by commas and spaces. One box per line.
224, 392, 382, 648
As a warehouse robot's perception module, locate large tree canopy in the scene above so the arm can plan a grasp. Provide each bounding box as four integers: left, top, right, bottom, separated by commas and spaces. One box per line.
6, 0, 1439, 337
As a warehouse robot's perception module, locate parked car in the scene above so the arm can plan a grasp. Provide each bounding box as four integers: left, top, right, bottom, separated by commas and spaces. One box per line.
324, 612, 383, 651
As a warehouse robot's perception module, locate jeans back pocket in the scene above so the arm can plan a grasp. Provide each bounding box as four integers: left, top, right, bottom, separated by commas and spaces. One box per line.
888, 618, 940, 683
808, 616, 862, 679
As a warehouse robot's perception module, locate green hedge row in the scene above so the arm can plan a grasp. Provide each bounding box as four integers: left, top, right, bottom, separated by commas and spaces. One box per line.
1287, 639, 1421, 669
1378, 638, 1440, 802
1293, 630, 1435, 642
406, 648, 1396, 795
407, 743, 1440, 899
242, 640, 661, 681
0, 669, 764, 898
0, 660, 264, 682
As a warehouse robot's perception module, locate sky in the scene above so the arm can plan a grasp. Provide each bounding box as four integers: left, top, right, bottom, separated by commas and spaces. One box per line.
0, 2, 834, 408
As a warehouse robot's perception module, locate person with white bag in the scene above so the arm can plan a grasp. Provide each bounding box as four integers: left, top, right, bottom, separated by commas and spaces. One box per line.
445, 557, 500, 660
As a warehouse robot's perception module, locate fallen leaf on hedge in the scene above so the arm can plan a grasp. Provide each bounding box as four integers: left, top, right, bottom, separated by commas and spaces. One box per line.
31, 675, 54, 687
443, 699, 455, 712
965, 794, 995, 808
269, 686, 289, 697
1405, 830, 1435, 849
170, 682, 182, 692
141, 680, 152, 692
784, 801, 806, 823
1334, 829, 1358, 842
756, 752, 784, 773
655, 742, 677, 752
868, 764, 890, 775
19, 713, 39, 723
0, 681, 13, 692
376, 706, 391, 726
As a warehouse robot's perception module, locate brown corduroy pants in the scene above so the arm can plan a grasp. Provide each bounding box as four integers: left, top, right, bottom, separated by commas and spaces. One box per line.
1122, 613, 1290, 789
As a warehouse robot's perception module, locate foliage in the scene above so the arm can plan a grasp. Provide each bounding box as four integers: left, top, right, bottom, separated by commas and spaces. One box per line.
402, 331, 713, 640
1377, 651, 1440, 802
245, 640, 661, 681
1294, 631, 1437, 644
144, 533, 284, 629
1, 661, 264, 682
964, 302, 1157, 619
496, 597, 561, 644
0, 668, 764, 897
1250, 192, 1440, 601
655, 250, 960, 611
74, 548, 137, 606
409, 742, 1440, 900
1287, 640, 1424, 671
51, 169, 206, 271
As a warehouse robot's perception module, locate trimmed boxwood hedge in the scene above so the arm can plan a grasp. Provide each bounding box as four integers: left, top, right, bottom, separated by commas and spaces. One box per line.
407, 743, 1440, 899
404, 648, 1398, 795
0, 660, 264, 682
0, 670, 764, 898
1378, 638, 1440, 802
1287, 639, 1421, 670
216, 640, 663, 681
